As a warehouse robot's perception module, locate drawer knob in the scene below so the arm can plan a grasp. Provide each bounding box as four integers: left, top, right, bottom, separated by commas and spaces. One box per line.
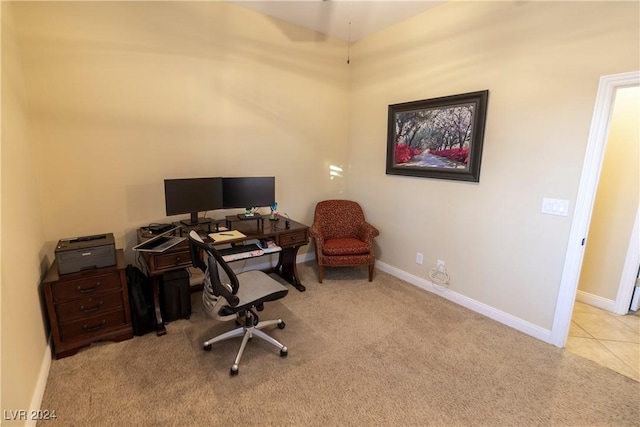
80, 301, 104, 313
82, 319, 106, 332
76, 281, 101, 293
174, 257, 181, 265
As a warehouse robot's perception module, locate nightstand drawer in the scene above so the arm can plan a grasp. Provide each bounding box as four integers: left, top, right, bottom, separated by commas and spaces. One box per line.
51, 272, 122, 302
59, 310, 127, 342
278, 231, 308, 247
155, 250, 191, 269
56, 292, 124, 322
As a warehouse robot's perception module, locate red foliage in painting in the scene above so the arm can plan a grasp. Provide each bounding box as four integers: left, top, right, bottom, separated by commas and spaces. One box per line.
395, 145, 422, 163
431, 147, 469, 164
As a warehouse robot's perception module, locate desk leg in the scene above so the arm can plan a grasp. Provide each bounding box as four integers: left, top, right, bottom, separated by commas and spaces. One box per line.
275, 246, 305, 292
151, 276, 167, 336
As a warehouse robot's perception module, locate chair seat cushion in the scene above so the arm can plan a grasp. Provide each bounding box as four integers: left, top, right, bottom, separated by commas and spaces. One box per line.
233, 270, 288, 312
322, 238, 370, 256
208, 270, 288, 317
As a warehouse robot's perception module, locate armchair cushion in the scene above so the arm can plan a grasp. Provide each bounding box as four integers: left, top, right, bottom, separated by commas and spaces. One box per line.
322, 238, 370, 256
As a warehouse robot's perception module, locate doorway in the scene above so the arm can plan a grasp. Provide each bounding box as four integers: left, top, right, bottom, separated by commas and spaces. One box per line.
550, 71, 640, 348
576, 85, 640, 312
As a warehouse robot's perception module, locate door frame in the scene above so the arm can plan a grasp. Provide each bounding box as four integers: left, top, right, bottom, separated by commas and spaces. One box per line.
550, 70, 640, 347
613, 205, 639, 314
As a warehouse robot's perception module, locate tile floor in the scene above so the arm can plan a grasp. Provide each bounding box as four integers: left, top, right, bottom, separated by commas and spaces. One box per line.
566, 301, 639, 382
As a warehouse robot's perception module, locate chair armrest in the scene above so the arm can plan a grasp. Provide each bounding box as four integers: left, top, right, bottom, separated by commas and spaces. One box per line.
309, 223, 325, 245
358, 222, 380, 243
220, 287, 240, 307
207, 255, 240, 307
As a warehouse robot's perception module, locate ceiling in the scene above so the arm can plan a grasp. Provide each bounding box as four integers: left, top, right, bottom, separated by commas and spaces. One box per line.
229, 1, 445, 42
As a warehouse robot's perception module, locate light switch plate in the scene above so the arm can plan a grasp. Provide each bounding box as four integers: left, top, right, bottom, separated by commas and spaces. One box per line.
541, 198, 569, 216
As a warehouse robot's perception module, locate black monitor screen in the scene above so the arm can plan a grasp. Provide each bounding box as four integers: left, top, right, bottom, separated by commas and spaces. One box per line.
164, 177, 223, 226
222, 177, 275, 209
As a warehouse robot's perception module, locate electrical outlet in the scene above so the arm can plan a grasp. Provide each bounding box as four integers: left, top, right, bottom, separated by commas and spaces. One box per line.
437, 260, 445, 272
416, 252, 423, 265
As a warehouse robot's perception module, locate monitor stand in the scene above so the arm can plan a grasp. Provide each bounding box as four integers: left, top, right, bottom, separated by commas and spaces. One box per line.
180, 217, 212, 227
237, 213, 262, 220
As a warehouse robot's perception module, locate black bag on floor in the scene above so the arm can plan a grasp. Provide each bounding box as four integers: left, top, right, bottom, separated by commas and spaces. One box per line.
126, 265, 157, 336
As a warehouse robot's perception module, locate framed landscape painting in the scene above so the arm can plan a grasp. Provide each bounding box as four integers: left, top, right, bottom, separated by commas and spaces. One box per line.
386, 90, 489, 182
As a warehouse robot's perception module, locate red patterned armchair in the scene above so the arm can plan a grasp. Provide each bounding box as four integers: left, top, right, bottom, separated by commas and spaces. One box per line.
309, 200, 379, 283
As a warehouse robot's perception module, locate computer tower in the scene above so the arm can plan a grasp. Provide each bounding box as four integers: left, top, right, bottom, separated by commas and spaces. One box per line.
126, 265, 157, 336
160, 269, 191, 322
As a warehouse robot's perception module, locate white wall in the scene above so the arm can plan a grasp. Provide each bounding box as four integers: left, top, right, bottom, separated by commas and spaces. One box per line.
12, 1, 350, 262
1, 3, 49, 424
347, 1, 639, 329
578, 86, 640, 302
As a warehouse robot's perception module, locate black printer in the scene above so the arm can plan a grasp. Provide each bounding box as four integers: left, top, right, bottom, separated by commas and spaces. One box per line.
55, 233, 116, 275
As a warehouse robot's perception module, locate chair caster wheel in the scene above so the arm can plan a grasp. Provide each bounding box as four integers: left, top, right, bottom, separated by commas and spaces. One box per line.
230, 365, 239, 376
280, 347, 288, 357
203, 344, 212, 351
278, 320, 286, 329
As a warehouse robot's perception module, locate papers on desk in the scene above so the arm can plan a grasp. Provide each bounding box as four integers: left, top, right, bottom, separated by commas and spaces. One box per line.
217, 239, 282, 262
208, 230, 246, 243
260, 239, 282, 254
222, 248, 264, 262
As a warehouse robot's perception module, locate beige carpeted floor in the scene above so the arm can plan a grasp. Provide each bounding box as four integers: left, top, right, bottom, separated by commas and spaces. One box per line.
39, 261, 639, 426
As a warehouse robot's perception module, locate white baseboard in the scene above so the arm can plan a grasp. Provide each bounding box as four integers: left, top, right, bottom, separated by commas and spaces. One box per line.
375, 261, 553, 344
27, 337, 52, 427
575, 290, 616, 312
262, 255, 552, 343
297, 251, 315, 264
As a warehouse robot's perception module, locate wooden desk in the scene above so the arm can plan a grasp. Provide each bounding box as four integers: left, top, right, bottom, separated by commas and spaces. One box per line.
137, 218, 309, 336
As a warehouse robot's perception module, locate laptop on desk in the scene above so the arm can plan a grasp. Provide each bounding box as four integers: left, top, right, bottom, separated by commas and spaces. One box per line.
133, 226, 186, 253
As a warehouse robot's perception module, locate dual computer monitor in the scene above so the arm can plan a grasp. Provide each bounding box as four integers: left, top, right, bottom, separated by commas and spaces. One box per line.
164, 177, 275, 226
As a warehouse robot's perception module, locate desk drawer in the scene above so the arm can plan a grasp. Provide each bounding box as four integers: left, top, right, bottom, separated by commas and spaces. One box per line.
59, 310, 127, 341
278, 230, 308, 248
155, 250, 191, 269
51, 272, 122, 302
56, 292, 124, 322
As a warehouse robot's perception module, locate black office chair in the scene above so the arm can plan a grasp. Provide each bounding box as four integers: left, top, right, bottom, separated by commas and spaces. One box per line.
187, 231, 289, 375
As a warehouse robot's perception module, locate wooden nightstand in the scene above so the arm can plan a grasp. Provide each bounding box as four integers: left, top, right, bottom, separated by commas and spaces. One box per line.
42, 249, 133, 359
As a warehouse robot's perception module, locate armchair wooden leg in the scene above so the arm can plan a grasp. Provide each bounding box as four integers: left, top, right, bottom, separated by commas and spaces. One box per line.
368, 264, 374, 282
318, 265, 323, 283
